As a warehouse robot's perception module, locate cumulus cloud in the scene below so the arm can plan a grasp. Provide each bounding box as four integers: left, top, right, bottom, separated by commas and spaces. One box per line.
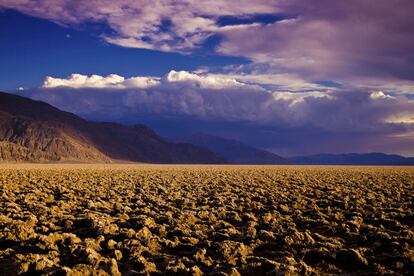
370, 91, 395, 100
163, 70, 247, 89
41, 71, 250, 90
43, 74, 160, 89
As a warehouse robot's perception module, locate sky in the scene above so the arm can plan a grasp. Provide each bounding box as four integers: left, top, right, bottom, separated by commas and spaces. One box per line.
1, 0, 414, 156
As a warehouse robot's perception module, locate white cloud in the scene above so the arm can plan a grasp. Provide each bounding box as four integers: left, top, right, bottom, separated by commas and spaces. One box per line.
385, 114, 414, 124
0, 0, 281, 52
42, 73, 160, 89
370, 91, 395, 100
122, 76, 160, 89
272, 91, 330, 106
163, 70, 246, 89
352, 78, 414, 95
42, 71, 253, 90
204, 72, 332, 92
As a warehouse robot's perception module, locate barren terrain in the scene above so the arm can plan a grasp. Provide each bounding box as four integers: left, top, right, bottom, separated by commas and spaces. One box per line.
0, 165, 413, 275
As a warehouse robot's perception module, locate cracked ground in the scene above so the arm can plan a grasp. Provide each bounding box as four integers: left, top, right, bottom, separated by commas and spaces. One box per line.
0, 165, 413, 275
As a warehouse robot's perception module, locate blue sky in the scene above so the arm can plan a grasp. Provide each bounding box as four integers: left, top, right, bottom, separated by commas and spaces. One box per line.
1, 1, 414, 156
0, 10, 248, 91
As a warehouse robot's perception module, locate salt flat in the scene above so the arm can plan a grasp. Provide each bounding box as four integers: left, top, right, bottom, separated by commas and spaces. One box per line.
0, 165, 413, 275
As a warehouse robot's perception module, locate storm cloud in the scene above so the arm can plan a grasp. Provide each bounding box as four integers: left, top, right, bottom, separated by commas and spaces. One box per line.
18, 71, 414, 156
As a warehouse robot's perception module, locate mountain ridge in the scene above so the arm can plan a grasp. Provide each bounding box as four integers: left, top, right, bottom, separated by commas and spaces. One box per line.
2, 91, 413, 165
172, 132, 290, 164
0, 91, 224, 163
290, 152, 414, 165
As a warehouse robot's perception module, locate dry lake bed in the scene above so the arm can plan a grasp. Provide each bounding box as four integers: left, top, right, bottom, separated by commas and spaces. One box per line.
0, 164, 413, 275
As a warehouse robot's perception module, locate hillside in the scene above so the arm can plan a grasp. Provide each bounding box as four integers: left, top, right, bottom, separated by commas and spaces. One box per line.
173, 133, 289, 164
0, 92, 224, 163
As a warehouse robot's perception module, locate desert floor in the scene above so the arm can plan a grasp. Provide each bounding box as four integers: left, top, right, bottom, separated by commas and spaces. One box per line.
0, 164, 413, 275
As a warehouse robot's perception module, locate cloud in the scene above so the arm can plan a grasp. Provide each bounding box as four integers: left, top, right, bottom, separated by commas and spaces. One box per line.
27, 71, 414, 132
216, 0, 414, 83
370, 91, 395, 100
200, 72, 333, 92
2, 0, 414, 155
163, 70, 247, 89
42, 71, 249, 90
2, 0, 414, 87
16, 70, 414, 155
0, 0, 280, 52
43, 74, 160, 89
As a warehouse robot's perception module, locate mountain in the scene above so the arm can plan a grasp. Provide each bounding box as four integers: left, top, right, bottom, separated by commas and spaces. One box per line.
290, 153, 414, 165
172, 133, 289, 164
0, 91, 224, 163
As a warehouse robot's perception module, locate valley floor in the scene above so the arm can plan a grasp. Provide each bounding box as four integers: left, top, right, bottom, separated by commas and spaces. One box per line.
0, 165, 413, 275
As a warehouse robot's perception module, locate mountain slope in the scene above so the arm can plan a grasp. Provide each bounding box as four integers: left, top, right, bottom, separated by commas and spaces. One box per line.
0, 110, 110, 162
0, 92, 224, 163
290, 153, 414, 165
173, 133, 289, 164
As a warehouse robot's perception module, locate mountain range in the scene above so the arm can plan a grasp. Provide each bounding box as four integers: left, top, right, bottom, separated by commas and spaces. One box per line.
0, 91, 223, 163
172, 133, 289, 164
173, 134, 414, 165
290, 153, 414, 165
1, 91, 413, 165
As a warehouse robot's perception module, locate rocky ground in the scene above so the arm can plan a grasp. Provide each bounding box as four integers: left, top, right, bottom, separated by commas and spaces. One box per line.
0, 164, 413, 275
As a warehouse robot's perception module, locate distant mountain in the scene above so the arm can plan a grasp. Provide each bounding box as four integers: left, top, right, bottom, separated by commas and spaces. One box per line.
172, 133, 289, 164
290, 153, 414, 165
0, 91, 224, 163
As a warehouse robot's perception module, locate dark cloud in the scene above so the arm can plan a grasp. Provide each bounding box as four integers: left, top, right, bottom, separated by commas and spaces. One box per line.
16, 71, 414, 156
218, 0, 414, 84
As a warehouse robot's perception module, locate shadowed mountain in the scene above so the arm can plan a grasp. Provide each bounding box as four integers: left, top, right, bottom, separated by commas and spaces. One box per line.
290, 153, 414, 165
172, 133, 289, 164
0, 91, 224, 163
